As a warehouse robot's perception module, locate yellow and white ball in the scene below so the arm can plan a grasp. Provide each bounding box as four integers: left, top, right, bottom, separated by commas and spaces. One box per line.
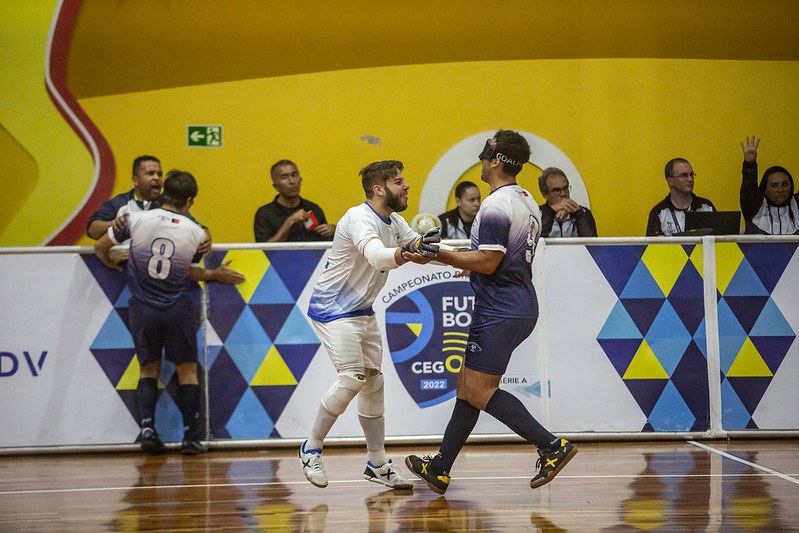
411, 213, 441, 235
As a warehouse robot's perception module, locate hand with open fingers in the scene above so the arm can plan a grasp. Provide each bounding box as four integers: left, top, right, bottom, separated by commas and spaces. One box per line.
216, 260, 246, 284
111, 213, 128, 232
402, 227, 441, 258
741, 135, 760, 163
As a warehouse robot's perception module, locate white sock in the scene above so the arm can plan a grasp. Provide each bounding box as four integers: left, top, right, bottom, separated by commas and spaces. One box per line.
359, 414, 388, 466
307, 404, 338, 450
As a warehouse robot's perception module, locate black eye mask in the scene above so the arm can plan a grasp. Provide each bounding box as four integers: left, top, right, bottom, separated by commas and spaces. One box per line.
478, 139, 521, 167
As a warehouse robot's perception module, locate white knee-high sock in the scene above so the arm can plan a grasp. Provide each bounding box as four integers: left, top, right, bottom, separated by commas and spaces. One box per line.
359, 414, 388, 466
307, 404, 338, 450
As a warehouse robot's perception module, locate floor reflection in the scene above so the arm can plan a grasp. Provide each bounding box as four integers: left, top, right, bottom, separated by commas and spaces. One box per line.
101, 445, 793, 532
720, 451, 785, 531
397, 495, 494, 532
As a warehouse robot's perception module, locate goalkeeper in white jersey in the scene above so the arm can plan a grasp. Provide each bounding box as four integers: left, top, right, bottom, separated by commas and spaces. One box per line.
300, 160, 440, 489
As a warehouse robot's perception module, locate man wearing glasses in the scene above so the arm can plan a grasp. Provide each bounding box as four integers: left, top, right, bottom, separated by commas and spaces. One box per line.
538, 167, 598, 237
646, 158, 716, 236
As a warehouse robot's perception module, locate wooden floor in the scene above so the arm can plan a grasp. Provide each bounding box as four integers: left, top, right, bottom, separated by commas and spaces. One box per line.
1, 440, 797, 531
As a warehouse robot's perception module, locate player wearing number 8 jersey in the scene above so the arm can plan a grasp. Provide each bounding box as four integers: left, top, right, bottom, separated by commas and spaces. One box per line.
403, 129, 576, 494
95, 170, 244, 455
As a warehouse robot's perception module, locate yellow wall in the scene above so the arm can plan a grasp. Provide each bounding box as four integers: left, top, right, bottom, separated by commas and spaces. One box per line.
0, 1, 94, 246
2, 2, 798, 246
77, 59, 799, 243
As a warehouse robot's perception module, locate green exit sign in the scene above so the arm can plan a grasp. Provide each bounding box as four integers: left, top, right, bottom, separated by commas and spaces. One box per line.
187, 125, 222, 147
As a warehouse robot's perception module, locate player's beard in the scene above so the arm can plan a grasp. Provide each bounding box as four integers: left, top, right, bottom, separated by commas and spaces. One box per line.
385, 187, 407, 213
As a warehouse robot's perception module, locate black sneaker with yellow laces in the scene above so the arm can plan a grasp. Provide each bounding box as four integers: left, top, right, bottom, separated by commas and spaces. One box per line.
530, 438, 577, 489
404, 454, 450, 494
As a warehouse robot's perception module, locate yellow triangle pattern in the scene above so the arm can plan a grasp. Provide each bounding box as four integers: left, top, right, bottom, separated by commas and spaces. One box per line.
251, 345, 298, 386
116, 356, 140, 390
688, 243, 704, 279
220, 249, 270, 303
641, 244, 689, 295
406, 323, 422, 336
714, 242, 744, 294
727, 338, 773, 377
116, 356, 166, 390
623, 340, 668, 379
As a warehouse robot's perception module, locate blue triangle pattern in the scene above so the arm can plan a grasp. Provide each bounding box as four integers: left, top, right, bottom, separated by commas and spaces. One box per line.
716, 298, 747, 374
720, 378, 752, 430
724, 258, 769, 297
226, 388, 274, 439
645, 300, 692, 376
265, 249, 327, 300
586, 245, 646, 297
668, 260, 704, 298
91, 348, 135, 386
598, 301, 643, 340
620, 261, 665, 298
206, 344, 223, 369
81, 254, 128, 305
751, 336, 794, 374
740, 242, 798, 293
750, 298, 796, 337
598, 338, 642, 377
621, 298, 665, 337
114, 284, 133, 308
159, 360, 177, 387
250, 265, 295, 304
91, 310, 135, 350
274, 306, 321, 345
648, 381, 696, 431
276, 344, 320, 382
225, 306, 272, 383
693, 318, 708, 359
154, 391, 183, 442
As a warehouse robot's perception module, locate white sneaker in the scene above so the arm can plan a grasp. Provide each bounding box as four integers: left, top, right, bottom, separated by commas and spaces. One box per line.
299, 440, 328, 488
363, 459, 413, 489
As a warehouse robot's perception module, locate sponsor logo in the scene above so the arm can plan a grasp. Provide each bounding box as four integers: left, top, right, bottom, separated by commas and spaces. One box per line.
385, 282, 474, 408
0, 351, 49, 377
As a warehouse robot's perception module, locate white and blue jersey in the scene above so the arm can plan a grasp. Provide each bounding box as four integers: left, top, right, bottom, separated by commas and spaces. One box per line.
109, 208, 206, 309
470, 183, 540, 318
307, 202, 418, 323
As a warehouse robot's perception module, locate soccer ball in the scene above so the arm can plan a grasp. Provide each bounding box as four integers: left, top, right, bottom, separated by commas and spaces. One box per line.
411, 213, 441, 235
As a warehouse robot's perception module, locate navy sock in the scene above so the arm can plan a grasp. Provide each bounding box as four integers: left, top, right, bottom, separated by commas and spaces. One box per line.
179, 384, 202, 441
436, 398, 480, 473
137, 378, 158, 430
484, 389, 556, 449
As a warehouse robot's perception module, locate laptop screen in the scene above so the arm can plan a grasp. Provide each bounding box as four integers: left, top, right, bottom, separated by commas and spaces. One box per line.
683, 211, 741, 235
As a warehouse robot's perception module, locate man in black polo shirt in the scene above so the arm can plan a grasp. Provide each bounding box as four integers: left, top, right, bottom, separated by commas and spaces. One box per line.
254, 160, 335, 242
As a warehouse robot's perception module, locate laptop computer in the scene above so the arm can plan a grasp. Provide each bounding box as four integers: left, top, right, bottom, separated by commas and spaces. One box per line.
682, 211, 741, 236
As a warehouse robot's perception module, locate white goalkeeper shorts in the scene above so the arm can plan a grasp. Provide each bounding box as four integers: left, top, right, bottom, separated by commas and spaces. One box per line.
311, 314, 383, 373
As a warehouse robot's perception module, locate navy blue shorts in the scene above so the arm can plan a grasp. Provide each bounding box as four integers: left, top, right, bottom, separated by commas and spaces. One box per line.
129, 295, 200, 366
463, 309, 537, 375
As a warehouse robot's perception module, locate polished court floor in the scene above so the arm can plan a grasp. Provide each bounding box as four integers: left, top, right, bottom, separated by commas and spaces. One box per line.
1, 440, 797, 531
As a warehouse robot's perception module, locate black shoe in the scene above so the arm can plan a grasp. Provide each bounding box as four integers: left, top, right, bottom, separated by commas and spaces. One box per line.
530, 439, 577, 489
404, 454, 450, 495
181, 439, 208, 455
140, 428, 167, 455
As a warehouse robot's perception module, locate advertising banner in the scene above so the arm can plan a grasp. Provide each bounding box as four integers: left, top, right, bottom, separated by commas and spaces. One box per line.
1, 239, 797, 450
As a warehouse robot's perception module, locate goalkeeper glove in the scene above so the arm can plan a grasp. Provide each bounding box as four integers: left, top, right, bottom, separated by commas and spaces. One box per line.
402, 227, 441, 258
